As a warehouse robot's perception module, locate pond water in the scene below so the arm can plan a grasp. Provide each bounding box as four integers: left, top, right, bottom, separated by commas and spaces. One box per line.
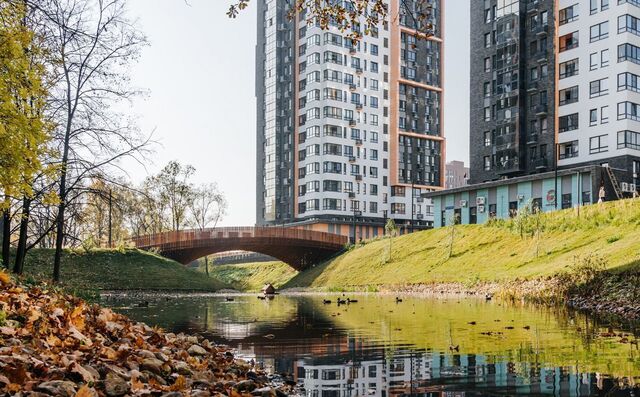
105, 293, 640, 396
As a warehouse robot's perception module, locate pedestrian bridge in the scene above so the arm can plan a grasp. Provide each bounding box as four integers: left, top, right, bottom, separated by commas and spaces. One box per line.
130, 227, 348, 270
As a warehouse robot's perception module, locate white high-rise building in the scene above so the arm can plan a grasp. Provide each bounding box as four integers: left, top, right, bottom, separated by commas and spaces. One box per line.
256, 0, 445, 239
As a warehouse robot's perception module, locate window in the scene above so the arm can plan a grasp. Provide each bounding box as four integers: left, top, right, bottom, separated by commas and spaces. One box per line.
590, 108, 598, 126
530, 67, 539, 81
601, 106, 609, 123
391, 203, 405, 214
370, 44, 378, 55
618, 101, 640, 121
484, 57, 491, 72
306, 107, 320, 120
618, 130, 640, 150
559, 113, 579, 132
590, 0, 597, 14
483, 82, 491, 97
590, 52, 599, 70
601, 0, 609, 10
590, 21, 608, 42
559, 141, 579, 159
484, 33, 491, 48
619, 14, 640, 36
370, 62, 379, 73
370, 79, 379, 91
369, 202, 378, 213
590, 135, 608, 154
484, 131, 491, 146
483, 156, 491, 171
559, 4, 579, 25
559, 58, 579, 79
559, 32, 579, 52
484, 107, 491, 121
601, 49, 609, 67
306, 52, 320, 65
589, 78, 608, 98
559, 86, 579, 105
618, 72, 640, 92
618, 43, 640, 65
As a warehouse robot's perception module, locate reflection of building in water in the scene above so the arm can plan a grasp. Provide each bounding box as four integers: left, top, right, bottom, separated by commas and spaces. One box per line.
287, 338, 598, 396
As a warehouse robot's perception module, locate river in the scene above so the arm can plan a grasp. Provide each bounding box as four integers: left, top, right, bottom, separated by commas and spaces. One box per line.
105, 293, 640, 396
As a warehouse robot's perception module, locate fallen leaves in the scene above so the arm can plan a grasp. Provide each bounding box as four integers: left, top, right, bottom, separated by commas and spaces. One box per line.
0, 270, 291, 396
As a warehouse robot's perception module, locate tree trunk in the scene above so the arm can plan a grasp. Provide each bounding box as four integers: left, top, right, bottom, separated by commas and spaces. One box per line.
204, 256, 209, 277
13, 197, 32, 274
1, 208, 10, 268
53, 199, 66, 281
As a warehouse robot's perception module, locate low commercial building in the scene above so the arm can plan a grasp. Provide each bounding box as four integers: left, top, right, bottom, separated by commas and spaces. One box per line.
424, 165, 637, 227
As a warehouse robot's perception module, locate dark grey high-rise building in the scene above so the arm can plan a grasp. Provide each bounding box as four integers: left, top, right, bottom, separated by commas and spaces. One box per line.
469, 0, 555, 184
255, 0, 296, 225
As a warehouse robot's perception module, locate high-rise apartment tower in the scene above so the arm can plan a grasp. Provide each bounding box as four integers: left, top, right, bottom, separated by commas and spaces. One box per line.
256, 0, 446, 238
470, 0, 640, 188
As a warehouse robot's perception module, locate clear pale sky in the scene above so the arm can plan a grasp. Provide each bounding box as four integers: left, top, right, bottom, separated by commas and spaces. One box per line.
125, 0, 470, 226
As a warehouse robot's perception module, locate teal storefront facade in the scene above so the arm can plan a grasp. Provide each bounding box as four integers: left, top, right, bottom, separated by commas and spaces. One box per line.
426, 166, 602, 228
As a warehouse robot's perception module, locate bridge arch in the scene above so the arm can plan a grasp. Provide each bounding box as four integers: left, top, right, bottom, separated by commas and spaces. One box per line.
130, 227, 348, 271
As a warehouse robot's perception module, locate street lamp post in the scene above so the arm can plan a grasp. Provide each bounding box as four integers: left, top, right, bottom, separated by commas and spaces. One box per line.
410, 177, 415, 233
554, 143, 559, 209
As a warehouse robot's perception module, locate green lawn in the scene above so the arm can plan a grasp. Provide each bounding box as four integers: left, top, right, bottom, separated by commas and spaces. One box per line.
207, 261, 297, 292
20, 248, 228, 292
285, 199, 640, 290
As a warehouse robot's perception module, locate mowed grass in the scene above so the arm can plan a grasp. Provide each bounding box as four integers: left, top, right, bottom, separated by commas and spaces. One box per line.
208, 261, 297, 292
21, 248, 228, 292
285, 199, 640, 289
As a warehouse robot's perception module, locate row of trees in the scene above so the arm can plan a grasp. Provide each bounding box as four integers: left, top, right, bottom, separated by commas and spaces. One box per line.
0, 1, 227, 281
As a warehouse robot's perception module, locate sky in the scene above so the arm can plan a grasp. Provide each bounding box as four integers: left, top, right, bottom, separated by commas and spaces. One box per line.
125, 0, 470, 226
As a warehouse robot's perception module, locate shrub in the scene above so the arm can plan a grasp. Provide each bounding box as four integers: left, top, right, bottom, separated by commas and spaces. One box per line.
606, 235, 621, 244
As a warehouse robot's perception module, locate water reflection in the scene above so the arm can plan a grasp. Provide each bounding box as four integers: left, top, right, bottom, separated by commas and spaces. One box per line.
107, 294, 640, 396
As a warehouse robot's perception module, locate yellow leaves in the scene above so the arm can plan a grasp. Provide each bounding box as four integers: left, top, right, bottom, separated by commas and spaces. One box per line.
0, 271, 11, 286
69, 305, 86, 331
169, 375, 187, 391
74, 385, 97, 397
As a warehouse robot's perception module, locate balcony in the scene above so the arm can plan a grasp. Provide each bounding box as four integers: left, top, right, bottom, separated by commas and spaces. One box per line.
349, 47, 356, 55
349, 119, 356, 126
416, 214, 424, 220
349, 84, 357, 91
494, 133, 517, 149
348, 192, 356, 198
532, 24, 549, 37
356, 103, 363, 111
355, 138, 363, 145
496, 158, 522, 175
536, 50, 549, 63
348, 156, 356, 162
355, 174, 363, 181
527, 134, 539, 144
533, 157, 548, 170
527, 81, 539, 92
526, 0, 539, 13
535, 104, 548, 116
355, 67, 363, 74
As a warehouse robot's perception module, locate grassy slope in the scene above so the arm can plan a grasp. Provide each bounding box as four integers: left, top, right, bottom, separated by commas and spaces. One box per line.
22, 248, 228, 292
208, 261, 297, 292
286, 199, 640, 289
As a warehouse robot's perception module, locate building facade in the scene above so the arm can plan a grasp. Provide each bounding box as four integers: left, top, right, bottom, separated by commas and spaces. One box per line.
256, 0, 446, 238
470, 0, 556, 184
445, 160, 470, 188
556, 0, 640, 188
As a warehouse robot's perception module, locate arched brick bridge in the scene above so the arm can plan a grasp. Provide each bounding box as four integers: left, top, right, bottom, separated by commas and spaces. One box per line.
130, 227, 349, 270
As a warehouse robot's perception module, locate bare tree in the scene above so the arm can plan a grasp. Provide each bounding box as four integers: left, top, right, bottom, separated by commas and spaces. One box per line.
33, 0, 150, 281
150, 161, 196, 232
189, 183, 227, 276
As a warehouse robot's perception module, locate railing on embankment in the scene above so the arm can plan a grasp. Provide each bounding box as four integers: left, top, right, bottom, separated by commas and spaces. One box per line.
130, 226, 349, 250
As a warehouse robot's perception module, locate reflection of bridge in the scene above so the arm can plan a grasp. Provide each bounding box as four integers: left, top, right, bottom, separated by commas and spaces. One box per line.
131, 227, 348, 270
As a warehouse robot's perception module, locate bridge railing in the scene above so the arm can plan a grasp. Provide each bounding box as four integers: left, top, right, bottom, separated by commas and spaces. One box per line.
130, 226, 349, 249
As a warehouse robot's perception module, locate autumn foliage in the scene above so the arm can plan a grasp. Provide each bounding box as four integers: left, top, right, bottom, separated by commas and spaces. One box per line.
0, 271, 285, 396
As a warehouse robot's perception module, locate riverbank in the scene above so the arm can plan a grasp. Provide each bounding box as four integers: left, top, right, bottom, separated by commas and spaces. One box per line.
275, 199, 640, 319
0, 271, 295, 396
207, 261, 297, 292
21, 248, 228, 296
